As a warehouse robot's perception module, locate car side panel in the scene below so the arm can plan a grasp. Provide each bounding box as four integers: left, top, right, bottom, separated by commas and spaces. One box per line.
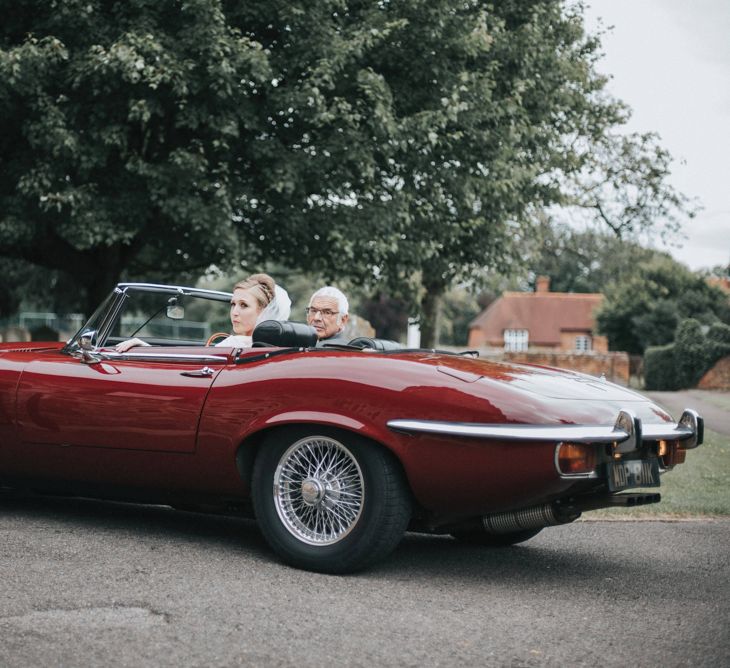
15, 353, 216, 452
196, 353, 571, 517
0, 353, 25, 466
4, 349, 232, 492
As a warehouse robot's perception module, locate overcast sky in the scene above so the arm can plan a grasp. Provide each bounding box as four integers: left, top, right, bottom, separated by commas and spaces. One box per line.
583, 0, 730, 271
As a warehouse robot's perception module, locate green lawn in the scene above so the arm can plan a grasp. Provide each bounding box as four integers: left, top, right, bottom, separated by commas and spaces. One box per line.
584, 428, 730, 519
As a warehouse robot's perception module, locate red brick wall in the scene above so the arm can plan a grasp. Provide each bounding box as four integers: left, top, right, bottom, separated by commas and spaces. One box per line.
467, 328, 489, 348
698, 356, 730, 390
501, 350, 630, 385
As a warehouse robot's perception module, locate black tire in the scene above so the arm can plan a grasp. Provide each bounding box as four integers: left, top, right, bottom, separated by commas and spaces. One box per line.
451, 527, 542, 547
252, 427, 411, 573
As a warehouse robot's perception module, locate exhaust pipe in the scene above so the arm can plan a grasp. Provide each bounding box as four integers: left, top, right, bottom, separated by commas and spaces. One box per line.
480, 502, 580, 534
468, 493, 662, 535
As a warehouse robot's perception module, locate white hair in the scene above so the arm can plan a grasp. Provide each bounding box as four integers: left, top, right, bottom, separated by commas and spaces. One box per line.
309, 286, 349, 315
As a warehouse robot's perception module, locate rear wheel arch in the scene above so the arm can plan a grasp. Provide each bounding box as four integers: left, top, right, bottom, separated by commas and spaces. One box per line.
235, 423, 408, 490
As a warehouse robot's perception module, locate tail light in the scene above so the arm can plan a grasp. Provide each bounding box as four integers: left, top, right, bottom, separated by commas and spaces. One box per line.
556, 442, 597, 475
658, 439, 686, 468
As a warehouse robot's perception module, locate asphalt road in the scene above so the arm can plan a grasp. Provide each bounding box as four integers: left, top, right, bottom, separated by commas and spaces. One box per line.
1, 495, 728, 667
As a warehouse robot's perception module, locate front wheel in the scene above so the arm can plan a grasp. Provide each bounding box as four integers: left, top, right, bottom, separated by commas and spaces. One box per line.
252, 428, 411, 573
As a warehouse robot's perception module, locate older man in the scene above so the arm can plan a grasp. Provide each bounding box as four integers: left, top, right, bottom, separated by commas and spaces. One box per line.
306, 286, 349, 346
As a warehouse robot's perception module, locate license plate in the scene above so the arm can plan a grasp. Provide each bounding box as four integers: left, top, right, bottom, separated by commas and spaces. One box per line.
607, 458, 660, 492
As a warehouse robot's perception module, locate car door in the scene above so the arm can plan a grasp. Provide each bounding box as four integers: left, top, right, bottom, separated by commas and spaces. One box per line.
15, 348, 228, 457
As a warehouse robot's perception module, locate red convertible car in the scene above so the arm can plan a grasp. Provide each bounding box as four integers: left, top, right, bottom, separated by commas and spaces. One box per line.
0, 283, 703, 573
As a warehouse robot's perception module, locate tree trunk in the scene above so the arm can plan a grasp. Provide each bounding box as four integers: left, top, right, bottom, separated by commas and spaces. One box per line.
420, 284, 445, 349
3, 226, 144, 318
75, 244, 138, 317
78, 266, 121, 317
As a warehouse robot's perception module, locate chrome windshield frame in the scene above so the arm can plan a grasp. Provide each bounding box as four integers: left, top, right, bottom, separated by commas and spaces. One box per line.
63, 283, 234, 355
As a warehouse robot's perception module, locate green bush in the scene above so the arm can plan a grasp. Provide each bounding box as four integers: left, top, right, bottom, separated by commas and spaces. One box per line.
706, 323, 730, 369
644, 319, 730, 390
707, 322, 730, 344
674, 318, 709, 388
644, 344, 680, 390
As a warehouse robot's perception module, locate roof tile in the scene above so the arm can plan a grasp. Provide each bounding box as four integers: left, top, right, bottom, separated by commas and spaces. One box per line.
470, 292, 603, 346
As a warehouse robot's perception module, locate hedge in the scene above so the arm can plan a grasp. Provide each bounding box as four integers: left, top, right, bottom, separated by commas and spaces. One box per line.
644, 319, 730, 390
644, 344, 680, 390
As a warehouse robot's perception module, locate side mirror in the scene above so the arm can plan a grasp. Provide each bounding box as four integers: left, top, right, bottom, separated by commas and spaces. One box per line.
78, 329, 101, 363
79, 330, 97, 350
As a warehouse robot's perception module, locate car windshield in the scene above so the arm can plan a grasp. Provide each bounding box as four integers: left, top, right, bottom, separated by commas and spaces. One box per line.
66, 286, 233, 350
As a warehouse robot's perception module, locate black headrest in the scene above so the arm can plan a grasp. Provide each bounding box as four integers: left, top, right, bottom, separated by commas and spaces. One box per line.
347, 337, 403, 351
252, 320, 318, 348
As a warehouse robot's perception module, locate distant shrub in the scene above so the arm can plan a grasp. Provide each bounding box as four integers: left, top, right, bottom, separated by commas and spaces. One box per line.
707, 322, 730, 344
644, 344, 679, 390
674, 318, 709, 388
706, 322, 730, 370
644, 319, 730, 390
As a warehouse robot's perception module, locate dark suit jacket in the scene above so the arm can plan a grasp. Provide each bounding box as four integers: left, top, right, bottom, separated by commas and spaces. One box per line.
315, 330, 349, 347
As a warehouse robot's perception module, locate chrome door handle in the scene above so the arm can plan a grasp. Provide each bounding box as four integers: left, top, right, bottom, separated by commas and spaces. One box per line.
180, 366, 215, 378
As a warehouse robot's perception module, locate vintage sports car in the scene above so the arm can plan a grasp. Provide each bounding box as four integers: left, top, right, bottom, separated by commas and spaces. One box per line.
0, 283, 703, 573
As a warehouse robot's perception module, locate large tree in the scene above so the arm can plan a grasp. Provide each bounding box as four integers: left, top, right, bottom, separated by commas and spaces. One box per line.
0, 0, 427, 315
237, 1, 694, 346
1, 0, 281, 314
2, 1, 694, 338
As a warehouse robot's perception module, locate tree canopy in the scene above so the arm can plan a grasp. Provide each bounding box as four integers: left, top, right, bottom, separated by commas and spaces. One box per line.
257, 0, 631, 345
233, 0, 696, 345
1, 0, 264, 312
523, 221, 659, 293
1, 1, 697, 340
595, 254, 730, 355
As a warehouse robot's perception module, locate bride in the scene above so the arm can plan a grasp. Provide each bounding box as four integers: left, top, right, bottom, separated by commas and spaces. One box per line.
114, 273, 291, 352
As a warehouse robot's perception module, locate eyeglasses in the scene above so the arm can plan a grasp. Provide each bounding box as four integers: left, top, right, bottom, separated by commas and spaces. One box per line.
305, 307, 339, 318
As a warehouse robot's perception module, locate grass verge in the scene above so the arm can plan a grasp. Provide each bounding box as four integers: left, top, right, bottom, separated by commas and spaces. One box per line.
583, 428, 730, 519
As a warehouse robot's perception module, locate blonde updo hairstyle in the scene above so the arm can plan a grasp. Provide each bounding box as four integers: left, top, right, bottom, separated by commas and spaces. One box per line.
234, 273, 276, 311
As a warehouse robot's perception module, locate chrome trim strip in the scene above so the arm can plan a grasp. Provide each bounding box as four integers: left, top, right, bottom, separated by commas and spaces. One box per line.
386, 419, 630, 443
388, 408, 702, 447
98, 352, 228, 364
117, 283, 232, 300
677, 409, 703, 448
642, 422, 700, 443
97, 288, 128, 346
613, 409, 640, 453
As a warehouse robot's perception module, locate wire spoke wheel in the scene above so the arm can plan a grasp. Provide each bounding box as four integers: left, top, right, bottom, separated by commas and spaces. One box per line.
273, 436, 365, 545
253, 427, 411, 572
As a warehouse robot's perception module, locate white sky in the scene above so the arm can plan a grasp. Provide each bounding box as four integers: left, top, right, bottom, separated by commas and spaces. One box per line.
584, 0, 730, 271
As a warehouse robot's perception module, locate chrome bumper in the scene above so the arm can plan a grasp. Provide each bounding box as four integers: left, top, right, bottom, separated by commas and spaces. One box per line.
387, 408, 703, 451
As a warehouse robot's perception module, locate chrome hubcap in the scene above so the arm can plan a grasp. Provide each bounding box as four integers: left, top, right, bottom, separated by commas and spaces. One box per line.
301, 478, 325, 505
273, 436, 364, 545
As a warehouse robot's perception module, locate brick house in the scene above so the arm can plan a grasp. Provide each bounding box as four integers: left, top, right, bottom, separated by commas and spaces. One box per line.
468, 276, 608, 352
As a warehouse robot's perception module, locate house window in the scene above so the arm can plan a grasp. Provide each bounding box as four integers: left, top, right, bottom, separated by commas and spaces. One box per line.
575, 335, 592, 352
504, 329, 529, 351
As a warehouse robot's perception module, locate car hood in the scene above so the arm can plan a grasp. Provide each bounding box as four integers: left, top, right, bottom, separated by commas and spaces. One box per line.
480, 362, 642, 401
384, 351, 670, 424
405, 352, 637, 398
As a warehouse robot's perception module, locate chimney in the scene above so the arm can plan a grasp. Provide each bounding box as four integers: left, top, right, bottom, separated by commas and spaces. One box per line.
536, 276, 550, 293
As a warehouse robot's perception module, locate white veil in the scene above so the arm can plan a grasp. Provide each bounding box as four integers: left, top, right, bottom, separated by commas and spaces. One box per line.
255, 284, 291, 325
